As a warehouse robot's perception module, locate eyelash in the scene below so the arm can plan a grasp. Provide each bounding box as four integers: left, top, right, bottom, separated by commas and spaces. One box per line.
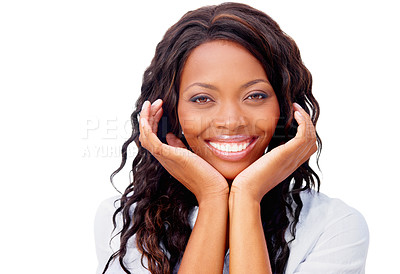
189, 92, 268, 104
245, 93, 268, 101
190, 95, 212, 104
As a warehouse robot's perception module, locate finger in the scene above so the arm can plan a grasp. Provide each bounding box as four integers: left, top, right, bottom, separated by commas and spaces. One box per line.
140, 113, 187, 160
166, 133, 187, 148
293, 110, 307, 140
276, 111, 314, 161
148, 99, 163, 133
140, 100, 151, 122
140, 103, 186, 156
139, 102, 159, 145
293, 102, 310, 119
270, 137, 313, 176
152, 107, 163, 133
291, 110, 317, 164
139, 101, 152, 138
293, 103, 316, 140
293, 111, 316, 157
151, 99, 162, 112
139, 113, 165, 155
294, 106, 316, 140
138, 101, 151, 141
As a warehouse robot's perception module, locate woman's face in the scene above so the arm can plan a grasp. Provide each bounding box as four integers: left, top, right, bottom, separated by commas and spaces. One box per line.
178, 40, 280, 180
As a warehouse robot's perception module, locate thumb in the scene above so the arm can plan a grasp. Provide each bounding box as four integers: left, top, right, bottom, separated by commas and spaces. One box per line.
166, 133, 187, 149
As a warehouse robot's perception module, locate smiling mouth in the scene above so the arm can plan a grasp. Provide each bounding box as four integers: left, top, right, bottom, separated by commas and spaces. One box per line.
205, 136, 259, 161
208, 140, 252, 153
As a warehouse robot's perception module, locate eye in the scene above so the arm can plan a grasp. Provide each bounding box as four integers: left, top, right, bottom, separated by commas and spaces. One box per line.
245, 92, 268, 101
190, 95, 212, 104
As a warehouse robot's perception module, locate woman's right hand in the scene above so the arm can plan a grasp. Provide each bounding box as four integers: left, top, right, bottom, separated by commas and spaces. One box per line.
139, 99, 229, 204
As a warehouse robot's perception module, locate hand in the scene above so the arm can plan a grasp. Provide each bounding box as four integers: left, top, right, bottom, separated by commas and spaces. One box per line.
139, 99, 229, 204
230, 103, 318, 203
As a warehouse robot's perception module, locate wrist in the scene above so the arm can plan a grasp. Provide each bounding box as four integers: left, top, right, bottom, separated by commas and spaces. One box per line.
229, 182, 261, 205
228, 189, 260, 212
198, 190, 229, 209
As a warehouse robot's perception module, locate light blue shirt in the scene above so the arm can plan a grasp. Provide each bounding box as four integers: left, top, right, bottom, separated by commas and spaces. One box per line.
95, 190, 369, 273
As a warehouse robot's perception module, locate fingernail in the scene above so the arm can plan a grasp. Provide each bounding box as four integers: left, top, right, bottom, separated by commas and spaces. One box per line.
152, 99, 162, 106
293, 102, 302, 109
295, 110, 304, 118
141, 101, 148, 110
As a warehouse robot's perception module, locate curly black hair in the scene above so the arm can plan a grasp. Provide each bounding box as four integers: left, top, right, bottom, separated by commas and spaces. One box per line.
103, 2, 321, 273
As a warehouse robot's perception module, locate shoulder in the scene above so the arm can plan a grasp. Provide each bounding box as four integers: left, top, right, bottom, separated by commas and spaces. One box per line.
285, 189, 369, 273
94, 196, 121, 273
299, 189, 368, 235
94, 196, 122, 246
94, 196, 152, 274
95, 196, 121, 222
94, 196, 137, 232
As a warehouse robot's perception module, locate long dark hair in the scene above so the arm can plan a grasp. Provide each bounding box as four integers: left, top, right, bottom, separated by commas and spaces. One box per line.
103, 2, 321, 273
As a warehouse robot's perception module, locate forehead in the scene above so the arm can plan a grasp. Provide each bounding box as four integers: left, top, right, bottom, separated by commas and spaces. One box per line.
179, 40, 268, 90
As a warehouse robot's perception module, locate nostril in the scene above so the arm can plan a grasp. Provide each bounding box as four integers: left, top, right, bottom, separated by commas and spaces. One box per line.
212, 115, 248, 130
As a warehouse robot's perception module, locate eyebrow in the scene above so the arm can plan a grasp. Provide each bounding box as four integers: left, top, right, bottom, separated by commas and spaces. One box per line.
183, 79, 270, 93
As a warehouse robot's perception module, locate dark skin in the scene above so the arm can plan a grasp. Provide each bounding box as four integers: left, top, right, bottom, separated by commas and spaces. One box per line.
139, 40, 317, 273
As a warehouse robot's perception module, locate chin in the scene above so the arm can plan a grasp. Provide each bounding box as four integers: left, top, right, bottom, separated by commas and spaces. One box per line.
223, 173, 238, 181
216, 164, 247, 181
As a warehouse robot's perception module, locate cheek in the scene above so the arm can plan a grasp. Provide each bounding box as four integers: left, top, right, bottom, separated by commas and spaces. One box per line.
179, 109, 201, 136
253, 108, 280, 137
178, 104, 207, 149
255, 116, 279, 134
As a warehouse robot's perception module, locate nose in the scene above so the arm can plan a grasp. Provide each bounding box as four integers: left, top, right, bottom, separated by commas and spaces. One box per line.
212, 103, 248, 131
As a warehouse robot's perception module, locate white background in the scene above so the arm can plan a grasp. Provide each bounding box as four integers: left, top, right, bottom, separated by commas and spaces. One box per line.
1, 0, 399, 273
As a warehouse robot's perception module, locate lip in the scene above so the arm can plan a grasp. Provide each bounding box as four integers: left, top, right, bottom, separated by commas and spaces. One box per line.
205, 136, 259, 161
207, 135, 255, 143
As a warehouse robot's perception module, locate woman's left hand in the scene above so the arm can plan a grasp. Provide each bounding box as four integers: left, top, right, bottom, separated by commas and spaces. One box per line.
230, 103, 318, 203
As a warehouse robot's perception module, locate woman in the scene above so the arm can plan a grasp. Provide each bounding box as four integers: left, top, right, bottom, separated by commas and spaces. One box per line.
95, 3, 369, 273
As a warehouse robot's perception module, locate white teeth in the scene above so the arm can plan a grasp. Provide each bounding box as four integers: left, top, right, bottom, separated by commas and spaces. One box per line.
209, 141, 251, 152
231, 143, 238, 152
